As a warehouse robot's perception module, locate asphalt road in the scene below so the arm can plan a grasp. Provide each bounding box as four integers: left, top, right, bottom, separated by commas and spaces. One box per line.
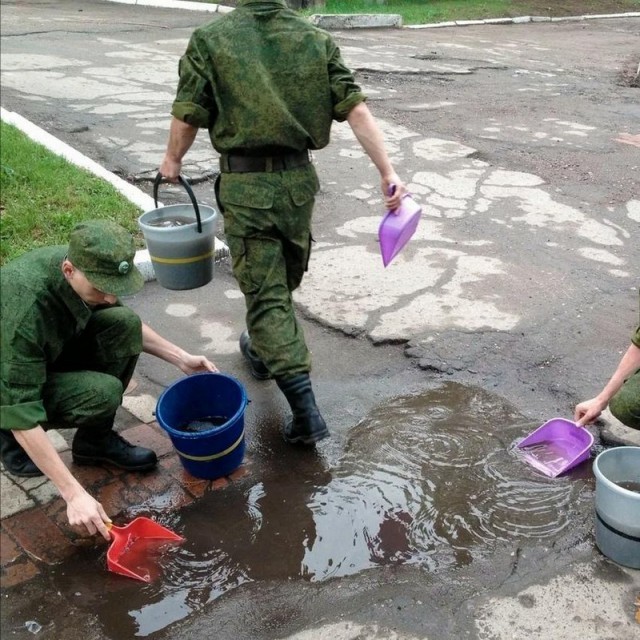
1, 2, 639, 639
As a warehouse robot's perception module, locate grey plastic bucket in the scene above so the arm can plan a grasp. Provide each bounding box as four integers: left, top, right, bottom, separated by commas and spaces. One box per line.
593, 446, 640, 569
138, 174, 218, 290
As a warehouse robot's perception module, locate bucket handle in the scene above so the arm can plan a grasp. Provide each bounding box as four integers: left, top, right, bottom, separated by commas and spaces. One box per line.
154, 173, 203, 234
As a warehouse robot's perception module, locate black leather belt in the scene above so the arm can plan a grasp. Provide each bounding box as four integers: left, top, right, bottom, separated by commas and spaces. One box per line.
220, 150, 311, 173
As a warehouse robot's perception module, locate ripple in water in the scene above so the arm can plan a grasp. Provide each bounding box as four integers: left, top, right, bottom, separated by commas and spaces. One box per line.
50, 383, 593, 637
302, 383, 591, 579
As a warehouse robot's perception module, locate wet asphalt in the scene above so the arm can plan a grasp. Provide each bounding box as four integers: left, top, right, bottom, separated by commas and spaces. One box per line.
1, 1, 639, 639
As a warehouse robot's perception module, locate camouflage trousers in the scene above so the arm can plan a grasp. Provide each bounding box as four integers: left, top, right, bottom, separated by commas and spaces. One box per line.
219, 164, 320, 379
43, 306, 142, 432
609, 369, 640, 430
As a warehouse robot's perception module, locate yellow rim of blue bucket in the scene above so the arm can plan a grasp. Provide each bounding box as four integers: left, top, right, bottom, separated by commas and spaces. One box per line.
174, 429, 244, 462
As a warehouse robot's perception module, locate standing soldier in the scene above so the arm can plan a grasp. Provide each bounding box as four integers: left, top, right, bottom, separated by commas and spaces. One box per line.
160, 0, 405, 445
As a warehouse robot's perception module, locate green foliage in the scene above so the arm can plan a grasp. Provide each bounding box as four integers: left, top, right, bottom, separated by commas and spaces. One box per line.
0, 121, 143, 265
298, 0, 640, 24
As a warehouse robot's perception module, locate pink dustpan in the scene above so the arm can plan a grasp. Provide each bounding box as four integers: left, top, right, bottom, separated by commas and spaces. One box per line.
378, 190, 422, 267
517, 418, 594, 477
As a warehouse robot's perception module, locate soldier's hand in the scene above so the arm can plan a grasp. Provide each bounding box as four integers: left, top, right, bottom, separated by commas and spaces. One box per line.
574, 397, 607, 426
382, 174, 406, 212
179, 352, 218, 374
66, 490, 112, 541
159, 156, 182, 183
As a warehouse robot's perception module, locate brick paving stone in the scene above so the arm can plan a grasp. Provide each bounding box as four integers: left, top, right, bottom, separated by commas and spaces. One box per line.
124, 467, 173, 494
143, 484, 195, 512
158, 456, 209, 498
59, 450, 115, 489
0, 529, 22, 566
1, 472, 34, 518
46, 429, 70, 452
29, 480, 59, 506
41, 497, 97, 543
121, 421, 175, 458
13, 475, 49, 492
228, 465, 250, 482
121, 393, 157, 424
42, 497, 71, 533
180, 476, 210, 499
158, 454, 183, 475
132, 471, 195, 511
94, 478, 144, 519
2, 508, 76, 565
210, 477, 230, 491
0, 557, 40, 589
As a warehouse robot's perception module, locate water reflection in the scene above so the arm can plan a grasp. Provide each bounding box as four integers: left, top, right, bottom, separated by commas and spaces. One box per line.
50, 382, 592, 637
302, 384, 585, 579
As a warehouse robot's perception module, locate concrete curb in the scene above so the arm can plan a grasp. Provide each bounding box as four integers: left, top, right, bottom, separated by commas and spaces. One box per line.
599, 408, 640, 447
309, 13, 402, 29
105, 0, 232, 13
1, 107, 230, 283
103, 0, 640, 29
406, 11, 640, 29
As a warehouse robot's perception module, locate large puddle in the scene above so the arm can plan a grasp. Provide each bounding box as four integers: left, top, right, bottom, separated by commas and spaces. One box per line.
50, 383, 594, 637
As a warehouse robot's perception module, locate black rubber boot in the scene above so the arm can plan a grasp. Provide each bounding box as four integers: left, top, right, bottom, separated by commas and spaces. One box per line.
0, 430, 43, 478
276, 374, 330, 445
72, 429, 157, 472
240, 330, 272, 380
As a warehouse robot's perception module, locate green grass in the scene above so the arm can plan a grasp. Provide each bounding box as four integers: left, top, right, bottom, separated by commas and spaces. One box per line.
298, 0, 640, 24
0, 121, 143, 265
304, 0, 516, 24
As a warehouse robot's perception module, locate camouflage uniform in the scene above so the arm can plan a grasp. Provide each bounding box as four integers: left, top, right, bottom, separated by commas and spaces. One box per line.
609, 321, 640, 430
171, 0, 365, 378
1, 243, 142, 436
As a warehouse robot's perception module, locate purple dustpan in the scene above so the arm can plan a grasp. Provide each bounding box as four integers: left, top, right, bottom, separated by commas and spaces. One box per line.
378, 194, 421, 267
517, 417, 594, 477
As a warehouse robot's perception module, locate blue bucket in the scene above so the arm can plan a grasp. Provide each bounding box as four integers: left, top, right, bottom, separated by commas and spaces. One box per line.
156, 373, 248, 480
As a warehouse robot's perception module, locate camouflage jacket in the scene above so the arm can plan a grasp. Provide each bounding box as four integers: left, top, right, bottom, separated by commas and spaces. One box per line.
171, 0, 366, 154
1, 247, 99, 430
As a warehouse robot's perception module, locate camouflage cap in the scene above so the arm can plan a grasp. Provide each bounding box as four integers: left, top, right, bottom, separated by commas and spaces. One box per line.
67, 220, 144, 297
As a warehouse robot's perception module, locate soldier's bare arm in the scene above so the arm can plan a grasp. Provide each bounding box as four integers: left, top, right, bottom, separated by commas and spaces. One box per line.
159, 116, 199, 181
13, 427, 112, 540
346, 102, 405, 210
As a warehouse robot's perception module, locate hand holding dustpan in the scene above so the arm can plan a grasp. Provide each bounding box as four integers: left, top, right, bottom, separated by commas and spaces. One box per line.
518, 418, 594, 477
106, 517, 184, 582
378, 184, 422, 267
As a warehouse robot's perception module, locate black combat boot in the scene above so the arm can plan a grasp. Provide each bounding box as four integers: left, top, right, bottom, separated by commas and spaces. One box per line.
276, 374, 330, 445
239, 330, 272, 380
0, 430, 43, 478
72, 429, 157, 472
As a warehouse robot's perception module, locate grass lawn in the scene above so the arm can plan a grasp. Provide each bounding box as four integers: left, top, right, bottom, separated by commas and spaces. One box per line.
0, 121, 143, 265
203, 0, 640, 25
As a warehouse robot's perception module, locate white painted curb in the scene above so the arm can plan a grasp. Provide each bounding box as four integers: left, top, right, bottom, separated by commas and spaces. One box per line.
104, 0, 639, 29
1, 107, 229, 282
405, 11, 639, 29
106, 0, 227, 12
309, 13, 402, 29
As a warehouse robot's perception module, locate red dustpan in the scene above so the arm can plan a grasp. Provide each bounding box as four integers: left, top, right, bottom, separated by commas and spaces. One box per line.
378, 188, 421, 267
517, 418, 594, 477
106, 517, 184, 582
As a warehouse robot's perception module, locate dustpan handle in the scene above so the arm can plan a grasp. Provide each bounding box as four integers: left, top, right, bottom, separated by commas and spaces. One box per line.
153, 173, 203, 233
